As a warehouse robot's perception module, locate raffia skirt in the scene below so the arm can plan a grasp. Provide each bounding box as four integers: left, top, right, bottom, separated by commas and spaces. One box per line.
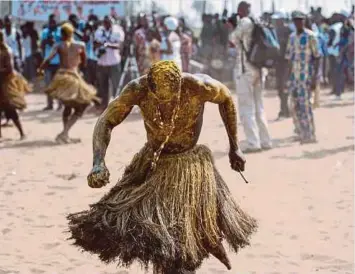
67, 144, 257, 271
0, 72, 32, 110
44, 69, 100, 106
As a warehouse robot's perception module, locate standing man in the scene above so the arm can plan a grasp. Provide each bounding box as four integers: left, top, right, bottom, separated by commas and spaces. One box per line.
230, 1, 272, 153
3, 15, 23, 73
22, 22, 39, 83
272, 12, 292, 119
285, 11, 320, 144
95, 16, 124, 112
41, 14, 61, 111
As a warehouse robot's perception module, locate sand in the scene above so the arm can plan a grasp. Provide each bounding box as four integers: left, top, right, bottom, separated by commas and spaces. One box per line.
0, 89, 353, 274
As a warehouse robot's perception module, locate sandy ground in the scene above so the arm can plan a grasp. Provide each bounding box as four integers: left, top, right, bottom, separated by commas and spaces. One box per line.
0, 89, 354, 274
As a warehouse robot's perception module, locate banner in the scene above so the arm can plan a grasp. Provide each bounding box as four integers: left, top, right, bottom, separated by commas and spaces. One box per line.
12, 1, 126, 22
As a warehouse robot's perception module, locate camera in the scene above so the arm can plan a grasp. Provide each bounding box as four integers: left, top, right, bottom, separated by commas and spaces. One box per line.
97, 46, 107, 58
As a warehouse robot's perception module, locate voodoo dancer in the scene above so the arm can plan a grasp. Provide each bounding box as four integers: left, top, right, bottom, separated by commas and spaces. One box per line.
39, 23, 100, 144
67, 61, 257, 273
0, 31, 31, 140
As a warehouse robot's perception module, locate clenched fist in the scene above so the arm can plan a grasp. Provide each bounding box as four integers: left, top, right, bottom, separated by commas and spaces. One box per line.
87, 162, 110, 188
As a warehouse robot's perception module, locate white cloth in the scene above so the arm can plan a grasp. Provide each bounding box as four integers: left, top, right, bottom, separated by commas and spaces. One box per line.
160, 32, 182, 69
164, 17, 179, 31
235, 71, 272, 150
95, 24, 125, 66
22, 36, 32, 58
3, 28, 21, 58
229, 17, 257, 77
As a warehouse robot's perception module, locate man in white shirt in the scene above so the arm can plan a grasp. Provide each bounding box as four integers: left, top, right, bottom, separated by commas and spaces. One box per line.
95, 16, 124, 110
230, 1, 272, 153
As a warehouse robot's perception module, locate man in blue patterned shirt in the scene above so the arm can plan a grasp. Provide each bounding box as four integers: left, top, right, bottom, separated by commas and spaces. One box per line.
285, 11, 320, 144
41, 14, 61, 111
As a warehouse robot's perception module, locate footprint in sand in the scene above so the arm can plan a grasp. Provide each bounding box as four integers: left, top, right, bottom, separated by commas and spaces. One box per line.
43, 242, 61, 250
30, 268, 45, 274
2, 228, 11, 235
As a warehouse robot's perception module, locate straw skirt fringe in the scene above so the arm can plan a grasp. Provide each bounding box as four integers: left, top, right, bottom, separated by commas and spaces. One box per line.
45, 69, 100, 105
67, 144, 257, 271
0, 72, 32, 110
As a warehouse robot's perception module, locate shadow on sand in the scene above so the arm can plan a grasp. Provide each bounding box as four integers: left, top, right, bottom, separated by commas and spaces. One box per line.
271, 144, 354, 160
0, 139, 58, 150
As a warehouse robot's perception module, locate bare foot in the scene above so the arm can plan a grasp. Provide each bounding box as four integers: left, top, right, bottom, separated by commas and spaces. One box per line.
55, 133, 69, 144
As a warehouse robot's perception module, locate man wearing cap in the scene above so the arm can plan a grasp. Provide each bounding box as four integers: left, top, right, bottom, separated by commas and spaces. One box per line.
285, 11, 320, 144
160, 16, 182, 70
272, 12, 292, 119
230, 1, 272, 153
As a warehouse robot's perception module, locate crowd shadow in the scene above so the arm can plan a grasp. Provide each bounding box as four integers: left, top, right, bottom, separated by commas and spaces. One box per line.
0, 139, 58, 150
321, 100, 354, 109
212, 136, 297, 159
271, 144, 354, 160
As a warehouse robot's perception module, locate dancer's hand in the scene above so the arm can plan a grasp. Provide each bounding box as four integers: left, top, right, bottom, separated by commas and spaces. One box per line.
229, 149, 246, 172
87, 162, 110, 188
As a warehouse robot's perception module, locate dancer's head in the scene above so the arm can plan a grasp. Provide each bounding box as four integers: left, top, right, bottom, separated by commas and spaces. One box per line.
61, 23, 74, 41
147, 61, 181, 99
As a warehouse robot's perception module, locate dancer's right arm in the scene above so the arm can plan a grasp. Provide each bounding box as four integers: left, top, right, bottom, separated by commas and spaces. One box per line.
89, 80, 143, 188
38, 44, 59, 71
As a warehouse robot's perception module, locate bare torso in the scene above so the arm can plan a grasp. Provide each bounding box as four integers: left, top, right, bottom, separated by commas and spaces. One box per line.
131, 73, 218, 153
57, 41, 85, 71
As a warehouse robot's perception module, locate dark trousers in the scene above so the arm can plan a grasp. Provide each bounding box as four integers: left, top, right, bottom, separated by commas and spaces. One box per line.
84, 59, 98, 87
328, 55, 337, 93
275, 61, 289, 117
97, 64, 121, 108
44, 64, 60, 108
23, 55, 36, 82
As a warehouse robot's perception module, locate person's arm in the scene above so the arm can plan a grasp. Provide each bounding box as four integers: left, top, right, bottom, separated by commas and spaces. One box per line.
0, 51, 14, 74
92, 80, 142, 168
160, 34, 173, 54
38, 43, 59, 71
310, 34, 321, 89
15, 31, 23, 62
80, 43, 87, 68
327, 29, 335, 47
284, 35, 292, 79
193, 74, 245, 171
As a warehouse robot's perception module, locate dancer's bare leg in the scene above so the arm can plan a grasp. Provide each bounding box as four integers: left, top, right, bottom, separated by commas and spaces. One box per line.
56, 105, 72, 144
56, 104, 87, 143
6, 108, 25, 140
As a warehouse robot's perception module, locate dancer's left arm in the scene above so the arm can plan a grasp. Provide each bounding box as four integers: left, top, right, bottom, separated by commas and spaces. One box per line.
196, 74, 246, 172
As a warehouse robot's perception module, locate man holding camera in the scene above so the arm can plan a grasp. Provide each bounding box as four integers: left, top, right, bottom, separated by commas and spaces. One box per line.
41, 14, 62, 111
94, 16, 124, 111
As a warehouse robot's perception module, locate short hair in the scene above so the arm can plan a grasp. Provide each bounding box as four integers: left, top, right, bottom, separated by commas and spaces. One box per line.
61, 22, 74, 37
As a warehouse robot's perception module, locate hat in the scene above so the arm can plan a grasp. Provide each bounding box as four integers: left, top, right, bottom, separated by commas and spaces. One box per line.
292, 11, 306, 19
164, 16, 179, 31
272, 12, 285, 19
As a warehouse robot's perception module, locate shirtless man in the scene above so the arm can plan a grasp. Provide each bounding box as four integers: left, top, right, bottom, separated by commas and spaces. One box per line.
68, 61, 257, 274
0, 31, 29, 140
39, 23, 98, 144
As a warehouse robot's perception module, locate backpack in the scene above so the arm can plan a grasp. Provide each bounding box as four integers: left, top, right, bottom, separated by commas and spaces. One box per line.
242, 18, 281, 70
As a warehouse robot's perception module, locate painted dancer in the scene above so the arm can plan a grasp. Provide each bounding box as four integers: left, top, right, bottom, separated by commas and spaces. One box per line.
286, 11, 320, 144
39, 23, 99, 144
0, 31, 30, 140
67, 61, 257, 274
